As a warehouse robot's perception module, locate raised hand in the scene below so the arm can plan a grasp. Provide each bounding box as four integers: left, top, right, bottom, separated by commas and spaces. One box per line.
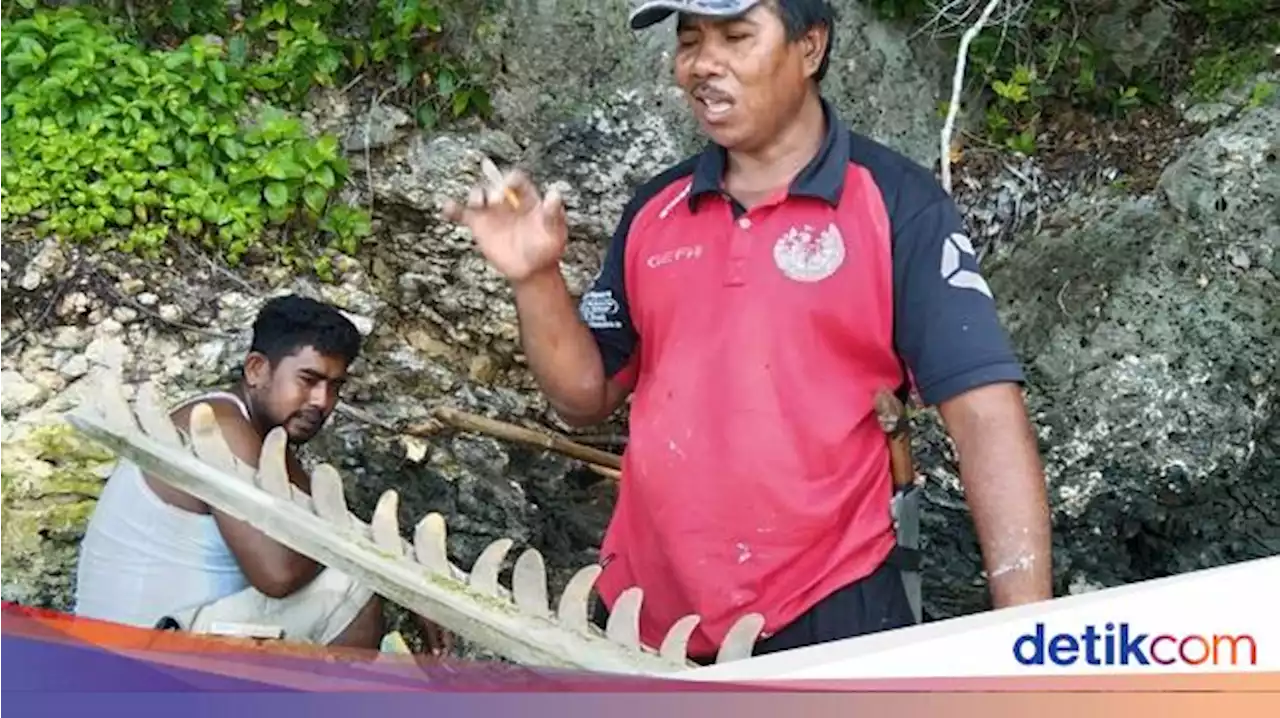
441, 157, 569, 284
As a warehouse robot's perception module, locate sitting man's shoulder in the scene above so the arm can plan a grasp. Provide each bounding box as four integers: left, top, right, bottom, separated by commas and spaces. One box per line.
170, 392, 253, 433
134, 392, 258, 503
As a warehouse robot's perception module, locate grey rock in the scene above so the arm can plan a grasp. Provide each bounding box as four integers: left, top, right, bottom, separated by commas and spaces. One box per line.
1184, 102, 1237, 125
19, 269, 43, 291
342, 103, 414, 152
1180, 70, 1280, 123
158, 304, 183, 322
60, 354, 90, 381
527, 88, 695, 242
83, 334, 131, 372
365, 131, 497, 215
0, 371, 48, 415
18, 239, 67, 291
56, 292, 92, 318
111, 306, 139, 324
48, 326, 88, 351
1159, 98, 1280, 236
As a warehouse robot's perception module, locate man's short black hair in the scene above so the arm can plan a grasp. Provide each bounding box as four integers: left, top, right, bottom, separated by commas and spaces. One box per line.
771, 0, 836, 83
249, 294, 362, 367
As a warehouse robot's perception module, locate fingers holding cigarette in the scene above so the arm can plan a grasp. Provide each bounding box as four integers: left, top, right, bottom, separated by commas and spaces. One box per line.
480, 156, 524, 211
441, 155, 537, 225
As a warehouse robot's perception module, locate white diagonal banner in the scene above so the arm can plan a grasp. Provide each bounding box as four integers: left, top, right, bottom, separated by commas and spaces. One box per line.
675, 556, 1278, 680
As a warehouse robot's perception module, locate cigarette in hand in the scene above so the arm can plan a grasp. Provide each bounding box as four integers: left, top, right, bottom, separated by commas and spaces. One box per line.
480, 156, 521, 210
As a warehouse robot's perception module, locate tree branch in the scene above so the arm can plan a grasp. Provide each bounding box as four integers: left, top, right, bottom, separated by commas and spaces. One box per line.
940, 0, 1004, 195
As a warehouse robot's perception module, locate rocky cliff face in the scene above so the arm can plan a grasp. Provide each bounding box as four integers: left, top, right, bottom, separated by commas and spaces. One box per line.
912, 79, 1280, 617
1, 0, 1275, 651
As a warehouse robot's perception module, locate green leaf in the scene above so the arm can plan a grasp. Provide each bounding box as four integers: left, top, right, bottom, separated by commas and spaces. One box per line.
313, 135, 339, 161
317, 50, 342, 76
301, 143, 326, 170
396, 60, 414, 88
469, 88, 492, 117
313, 165, 336, 189
452, 89, 471, 117
167, 175, 194, 195
263, 154, 306, 180
264, 182, 289, 208
267, 204, 293, 224
148, 145, 175, 166
219, 138, 245, 161
228, 35, 249, 66
303, 184, 327, 215
228, 165, 260, 185
236, 187, 261, 208
416, 103, 438, 129
436, 70, 457, 98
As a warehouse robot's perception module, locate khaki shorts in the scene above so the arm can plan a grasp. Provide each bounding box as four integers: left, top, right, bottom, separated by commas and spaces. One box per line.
165, 568, 375, 645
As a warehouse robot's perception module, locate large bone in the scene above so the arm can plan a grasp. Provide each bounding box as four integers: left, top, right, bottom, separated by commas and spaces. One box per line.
64, 372, 767, 675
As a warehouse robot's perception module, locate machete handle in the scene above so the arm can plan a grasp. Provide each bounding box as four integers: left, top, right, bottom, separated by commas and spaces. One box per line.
874, 389, 917, 490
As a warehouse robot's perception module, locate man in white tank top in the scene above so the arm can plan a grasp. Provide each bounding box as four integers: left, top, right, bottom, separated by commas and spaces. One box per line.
74, 295, 452, 654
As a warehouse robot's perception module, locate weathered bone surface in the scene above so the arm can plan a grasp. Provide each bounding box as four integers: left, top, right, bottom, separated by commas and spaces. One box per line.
63, 370, 767, 675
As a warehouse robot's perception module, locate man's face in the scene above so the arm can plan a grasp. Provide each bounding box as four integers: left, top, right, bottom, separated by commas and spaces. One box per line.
672, 4, 821, 150
246, 346, 349, 444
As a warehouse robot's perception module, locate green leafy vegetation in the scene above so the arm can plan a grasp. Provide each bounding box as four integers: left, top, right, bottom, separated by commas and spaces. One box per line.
1, 12, 362, 266
1, 0, 493, 277
867, 0, 1280, 154
104, 0, 495, 126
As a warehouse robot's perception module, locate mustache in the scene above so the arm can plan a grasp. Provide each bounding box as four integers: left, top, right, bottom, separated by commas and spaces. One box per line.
291, 408, 325, 425
691, 84, 734, 103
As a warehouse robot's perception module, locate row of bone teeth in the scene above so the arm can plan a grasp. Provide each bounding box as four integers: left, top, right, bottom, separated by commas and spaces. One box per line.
74, 371, 767, 671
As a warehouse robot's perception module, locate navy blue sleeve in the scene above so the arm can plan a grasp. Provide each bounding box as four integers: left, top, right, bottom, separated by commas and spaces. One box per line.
577, 206, 639, 379
892, 192, 1025, 406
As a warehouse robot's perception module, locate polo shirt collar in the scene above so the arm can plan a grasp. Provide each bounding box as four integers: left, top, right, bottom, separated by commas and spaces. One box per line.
689, 96, 850, 212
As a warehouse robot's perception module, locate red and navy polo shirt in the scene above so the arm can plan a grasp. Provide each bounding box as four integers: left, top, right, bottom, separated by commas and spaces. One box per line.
577, 97, 1024, 659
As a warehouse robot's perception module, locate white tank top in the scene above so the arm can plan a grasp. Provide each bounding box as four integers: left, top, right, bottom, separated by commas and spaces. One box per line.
73, 391, 255, 628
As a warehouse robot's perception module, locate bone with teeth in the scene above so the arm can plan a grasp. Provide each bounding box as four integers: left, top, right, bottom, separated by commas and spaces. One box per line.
63, 369, 767, 674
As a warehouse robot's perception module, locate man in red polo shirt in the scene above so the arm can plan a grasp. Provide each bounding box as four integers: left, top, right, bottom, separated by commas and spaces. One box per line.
442, 0, 1053, 662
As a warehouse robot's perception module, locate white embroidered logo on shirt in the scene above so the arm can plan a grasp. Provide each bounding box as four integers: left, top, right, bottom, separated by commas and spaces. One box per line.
939, 232, 993, 299
773, 223, 846, 282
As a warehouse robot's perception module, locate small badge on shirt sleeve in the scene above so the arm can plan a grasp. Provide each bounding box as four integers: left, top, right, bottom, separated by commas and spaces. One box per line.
939, 232, 993, 299
773, 222, 846, 283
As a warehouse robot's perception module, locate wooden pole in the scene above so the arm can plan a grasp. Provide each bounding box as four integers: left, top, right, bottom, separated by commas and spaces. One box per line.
336, 401, 625, 477
428, 406, 624, 471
